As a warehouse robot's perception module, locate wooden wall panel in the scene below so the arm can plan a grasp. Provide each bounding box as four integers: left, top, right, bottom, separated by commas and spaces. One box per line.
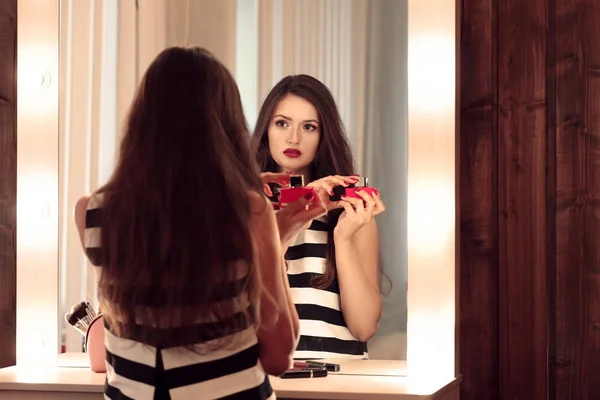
553, 1, 600, 399
496, 1, 549, 399
460, 0, 600, 399
0, 0, 17, 369
458, 0, 499, 399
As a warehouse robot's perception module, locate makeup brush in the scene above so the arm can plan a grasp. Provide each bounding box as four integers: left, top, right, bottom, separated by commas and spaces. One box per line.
65, 301, 97, 336
83, 301, 97, 321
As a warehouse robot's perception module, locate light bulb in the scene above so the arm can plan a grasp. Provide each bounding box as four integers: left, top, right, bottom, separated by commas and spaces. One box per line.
18, 66, 51, 93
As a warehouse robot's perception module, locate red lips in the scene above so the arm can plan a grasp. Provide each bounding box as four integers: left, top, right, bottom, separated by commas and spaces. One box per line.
283, 148, 302, 158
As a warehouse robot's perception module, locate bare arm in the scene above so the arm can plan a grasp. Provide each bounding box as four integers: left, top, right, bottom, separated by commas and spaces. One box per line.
74, 195, 105, 313
334, 219, 382, 342
73, 195, 90, 248
249, 192, 300, 376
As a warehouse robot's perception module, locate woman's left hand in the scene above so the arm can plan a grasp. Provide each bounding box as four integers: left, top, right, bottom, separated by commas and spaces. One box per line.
260, 172, 291, 197
334, 190, 386, 240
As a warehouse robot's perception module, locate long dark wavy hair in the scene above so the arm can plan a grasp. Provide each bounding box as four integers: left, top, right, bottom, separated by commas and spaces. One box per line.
93, 46, 265, 350
251, 74, 363, 290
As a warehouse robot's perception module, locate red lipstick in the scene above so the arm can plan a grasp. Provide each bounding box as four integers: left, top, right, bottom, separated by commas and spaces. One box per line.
283, 148, 302, 158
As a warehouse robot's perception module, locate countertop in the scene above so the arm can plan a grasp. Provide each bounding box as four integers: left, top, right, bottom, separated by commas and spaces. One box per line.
0, 354, 460, 400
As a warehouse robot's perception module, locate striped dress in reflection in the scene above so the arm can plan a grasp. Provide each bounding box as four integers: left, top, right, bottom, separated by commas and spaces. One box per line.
285, 217, 368, 360
84, 194, 275, 400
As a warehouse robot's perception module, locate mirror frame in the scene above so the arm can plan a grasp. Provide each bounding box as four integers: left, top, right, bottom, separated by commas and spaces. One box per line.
15, 0, 458, 381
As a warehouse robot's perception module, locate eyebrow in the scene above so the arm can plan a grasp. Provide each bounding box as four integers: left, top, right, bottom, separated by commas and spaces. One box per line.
273, 114, 319, 124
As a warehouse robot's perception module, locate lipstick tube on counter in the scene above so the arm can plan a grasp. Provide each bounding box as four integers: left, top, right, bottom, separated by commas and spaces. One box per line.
291, 361, 324, 370
303, 360, 341, 372
280, 369, 328, 379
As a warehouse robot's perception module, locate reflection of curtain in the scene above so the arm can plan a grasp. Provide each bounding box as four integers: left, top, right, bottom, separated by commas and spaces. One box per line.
58, 0, 122, 353
359, 0, 408, 360
251, 0, 408, 359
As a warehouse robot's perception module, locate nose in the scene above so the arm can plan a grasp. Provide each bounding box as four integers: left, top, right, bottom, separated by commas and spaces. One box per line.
288, 126, 300, 144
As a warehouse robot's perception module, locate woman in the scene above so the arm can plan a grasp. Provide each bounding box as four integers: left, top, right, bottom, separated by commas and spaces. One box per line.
251, 74, 387, 360
73, 47, 326, 399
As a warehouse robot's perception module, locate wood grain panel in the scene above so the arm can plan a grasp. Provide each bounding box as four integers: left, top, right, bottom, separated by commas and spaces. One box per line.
545, 1, 557, 399
458, 0, 499, 399
496, 1, 548, 399
0, 0, 17, 369
553, 0, 600, 399
460, 0, 600, 399
0, 2, 16, 105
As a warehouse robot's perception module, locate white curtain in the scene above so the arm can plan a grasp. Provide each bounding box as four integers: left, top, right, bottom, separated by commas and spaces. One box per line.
359, 0, 408, 360
58, 0, 121, 352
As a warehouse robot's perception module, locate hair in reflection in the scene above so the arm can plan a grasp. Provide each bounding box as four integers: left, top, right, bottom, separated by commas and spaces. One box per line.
251, 74, 390, 293
94, 47, 265, 350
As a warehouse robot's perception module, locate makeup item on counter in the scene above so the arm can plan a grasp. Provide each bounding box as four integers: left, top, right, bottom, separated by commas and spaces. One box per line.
292, 361, 327, 371
329, 176, 379, 203
280, 368, 328, 379
62, 300, 106, 372
304, 360, 341, 372
65, 301, 97, 336
278, 175, 318, 206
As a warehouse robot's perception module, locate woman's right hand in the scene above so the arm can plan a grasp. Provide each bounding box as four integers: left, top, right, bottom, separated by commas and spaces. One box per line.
306, 174, 360, 211
275, 191, 327, 244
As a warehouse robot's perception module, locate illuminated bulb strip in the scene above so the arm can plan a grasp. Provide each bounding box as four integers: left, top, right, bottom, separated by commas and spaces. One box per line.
16, 0, 60, 367
406, 0, 457, 381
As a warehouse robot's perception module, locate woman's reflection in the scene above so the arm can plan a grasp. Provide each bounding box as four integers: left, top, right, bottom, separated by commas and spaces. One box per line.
251, 75, 387, 360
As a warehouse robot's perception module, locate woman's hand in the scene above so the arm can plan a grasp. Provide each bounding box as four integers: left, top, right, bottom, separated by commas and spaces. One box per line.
306, 174, 360, 211
334, 190, 386, 240
260, 172, 291, 197
276, 192, 327, 244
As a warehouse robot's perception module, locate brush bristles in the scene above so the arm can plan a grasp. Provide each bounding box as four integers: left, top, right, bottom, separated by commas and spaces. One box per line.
65, 301, 99, 336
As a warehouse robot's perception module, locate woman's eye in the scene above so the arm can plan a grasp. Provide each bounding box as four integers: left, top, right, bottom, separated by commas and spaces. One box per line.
275, 120, 288, 128
304, 124, 317, 131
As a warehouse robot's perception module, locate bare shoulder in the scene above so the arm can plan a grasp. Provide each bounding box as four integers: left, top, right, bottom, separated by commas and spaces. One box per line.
74, 195, 91, 228
73, 195, 92, 247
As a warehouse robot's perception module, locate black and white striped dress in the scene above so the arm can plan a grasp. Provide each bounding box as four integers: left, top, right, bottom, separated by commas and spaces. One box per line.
84, 194, 275, 400
285, 217, 368, 359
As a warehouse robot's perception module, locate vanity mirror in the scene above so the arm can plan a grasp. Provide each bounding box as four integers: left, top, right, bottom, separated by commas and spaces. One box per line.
14, 0, 457, 384
57, 0, 409, 363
